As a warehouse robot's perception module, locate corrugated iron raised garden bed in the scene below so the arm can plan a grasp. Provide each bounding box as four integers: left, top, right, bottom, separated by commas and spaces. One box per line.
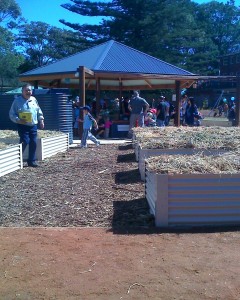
0, 130, 69, 177
132, 126, 240, 180
0, 144, 23, 177
145, 152, 240, 228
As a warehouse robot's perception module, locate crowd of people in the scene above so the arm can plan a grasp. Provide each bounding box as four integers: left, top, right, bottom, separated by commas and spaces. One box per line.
213, 97, 236, 122
72, 91, 205, 140
8, 83, 235, 165
126, 92, 204, 137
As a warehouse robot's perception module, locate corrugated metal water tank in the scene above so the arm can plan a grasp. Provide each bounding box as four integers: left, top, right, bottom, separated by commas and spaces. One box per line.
36, 93, 73, 144
0, 95, 18, 130
0, 90, 73, 144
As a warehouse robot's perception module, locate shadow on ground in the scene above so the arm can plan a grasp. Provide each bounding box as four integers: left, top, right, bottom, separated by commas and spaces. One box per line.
118, 144, 133, 150
115, 169, 141, 184
111, 198, 155, 230
110, 206, 240, 235
117, 153, 136, 163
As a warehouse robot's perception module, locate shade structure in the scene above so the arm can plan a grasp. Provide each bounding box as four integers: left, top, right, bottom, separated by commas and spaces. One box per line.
18, 40, 239, 126
19, 40, 198, 91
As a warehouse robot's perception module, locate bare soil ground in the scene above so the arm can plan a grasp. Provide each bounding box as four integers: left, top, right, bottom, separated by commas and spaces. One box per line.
0, 143, 240, 299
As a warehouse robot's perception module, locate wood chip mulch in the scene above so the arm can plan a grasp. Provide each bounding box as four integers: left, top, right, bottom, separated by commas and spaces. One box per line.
0, 143, 155, 228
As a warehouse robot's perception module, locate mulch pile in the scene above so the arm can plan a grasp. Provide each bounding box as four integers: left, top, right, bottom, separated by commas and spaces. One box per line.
0, 143, 155, 228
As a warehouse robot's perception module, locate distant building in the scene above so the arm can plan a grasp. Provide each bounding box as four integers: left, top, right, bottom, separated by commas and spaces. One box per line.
219, 53, 240, 76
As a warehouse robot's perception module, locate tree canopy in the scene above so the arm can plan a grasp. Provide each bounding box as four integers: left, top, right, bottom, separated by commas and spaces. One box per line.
1, 0, 240, 91
60, 0, 240, 75
16, 21, 87, 70
0, 0, 23, 91
0, 0, 21, 24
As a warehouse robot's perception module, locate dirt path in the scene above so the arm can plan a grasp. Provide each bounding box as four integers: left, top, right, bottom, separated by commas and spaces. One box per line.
1, 227, 240, 300
1, 143, 240, 299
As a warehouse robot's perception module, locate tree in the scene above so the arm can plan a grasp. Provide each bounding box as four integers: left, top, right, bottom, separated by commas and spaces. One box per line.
60, 0, 158, 47
59, 0, 240, 75
60, 0, 208, 70
60, 0, 114, 44
0, 27, 24, 92
16, 21, 88, 71
0, 0, 21, 24
0, 0, 23, 91
197, 0, 240, 55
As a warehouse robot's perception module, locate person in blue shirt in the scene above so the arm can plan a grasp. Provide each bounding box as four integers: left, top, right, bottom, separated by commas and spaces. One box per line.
78, 106, 100, 148
9, 83, 44, 167
127, 90, 149, 138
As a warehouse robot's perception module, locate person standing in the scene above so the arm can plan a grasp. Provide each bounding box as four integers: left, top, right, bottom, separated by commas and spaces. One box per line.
185, 96, 199, 126
78, 105, 100, 148
164, 98, 170, 126
156, 96, 167, 127
181, 94, 189, 124
104, 116, 112, 139
128, 90, 149, 138
120, 96, 131, 120
9, 83, 44, 167
73, 100, 80, 137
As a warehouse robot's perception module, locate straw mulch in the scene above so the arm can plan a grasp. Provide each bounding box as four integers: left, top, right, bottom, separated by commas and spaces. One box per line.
133, 126, 240, 150
146, 151, 240, 175
133, 126, 240, 175
0, 130, 65, 149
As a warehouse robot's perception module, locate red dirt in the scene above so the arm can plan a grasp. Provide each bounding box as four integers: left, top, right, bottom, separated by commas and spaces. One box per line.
1, 143, 240, 299
1, 227, 240, 300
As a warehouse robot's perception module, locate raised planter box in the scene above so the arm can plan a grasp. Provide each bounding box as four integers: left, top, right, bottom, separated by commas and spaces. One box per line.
23, 133, 69, 161
138, 146, 227, 181
0, 144, 23, 177
145, 171, 240, 228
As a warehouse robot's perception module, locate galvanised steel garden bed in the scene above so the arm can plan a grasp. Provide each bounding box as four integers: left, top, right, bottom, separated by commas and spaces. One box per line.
145, 171, 240, 228
0, 144, 23, 177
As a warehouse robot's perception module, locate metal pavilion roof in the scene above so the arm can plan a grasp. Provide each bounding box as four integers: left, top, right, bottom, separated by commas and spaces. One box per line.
19, 40, 198, 90
21, 40, 194, 76
18, 40, 240, 126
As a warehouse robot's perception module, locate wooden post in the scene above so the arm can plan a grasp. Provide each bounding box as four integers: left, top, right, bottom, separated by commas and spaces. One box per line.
235, 75, 240, 126
78, 66, 85, 137
118, 81, 123, 120
174, 80, 181, 126
96, 77, 101, 114
119, 80, 123, 100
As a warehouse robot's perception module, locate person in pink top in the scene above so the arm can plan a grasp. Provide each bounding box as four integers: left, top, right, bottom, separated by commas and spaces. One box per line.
104, 117, 112, 139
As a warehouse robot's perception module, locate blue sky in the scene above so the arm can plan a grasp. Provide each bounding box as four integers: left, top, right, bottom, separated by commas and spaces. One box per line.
16, 0, 106, 29
16, 0, 236, 30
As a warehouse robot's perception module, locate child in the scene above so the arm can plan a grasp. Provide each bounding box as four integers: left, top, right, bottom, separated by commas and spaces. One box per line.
145, 112, 156, 127
95, 115, 105, 138
104, 117, 112, 139
73, 101, 80, 137
78, 106, 100, 148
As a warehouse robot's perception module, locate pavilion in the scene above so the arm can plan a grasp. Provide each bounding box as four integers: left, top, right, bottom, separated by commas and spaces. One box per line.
19, 40, 239, 126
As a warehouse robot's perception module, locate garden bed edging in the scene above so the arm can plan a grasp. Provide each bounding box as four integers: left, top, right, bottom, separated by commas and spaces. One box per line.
0, 144, 23, 177
139, 147, 227, 181
145, 171, 240, 228
23, 133, 69, 161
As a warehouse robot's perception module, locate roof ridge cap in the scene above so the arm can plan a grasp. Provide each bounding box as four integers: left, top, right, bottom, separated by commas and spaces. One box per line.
93, 40, 115, 69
